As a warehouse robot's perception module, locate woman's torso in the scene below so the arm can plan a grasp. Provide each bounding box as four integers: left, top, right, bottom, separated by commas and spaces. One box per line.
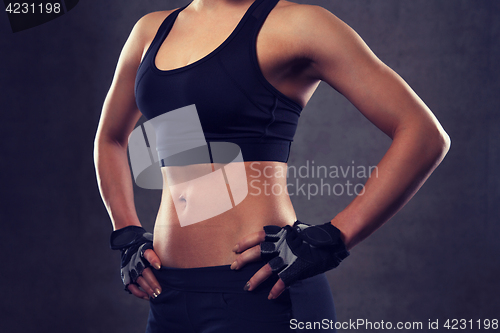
154, 161, 296, 268
136, 0, 320, 268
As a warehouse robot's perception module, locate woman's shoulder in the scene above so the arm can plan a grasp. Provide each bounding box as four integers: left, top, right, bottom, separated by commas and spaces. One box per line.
274, 1, 339, 24
121, 9, 179, 61
266, 1, 350, 59
269, 1, 348, 43
137, 9, 177, 26
131, 9, 177, 41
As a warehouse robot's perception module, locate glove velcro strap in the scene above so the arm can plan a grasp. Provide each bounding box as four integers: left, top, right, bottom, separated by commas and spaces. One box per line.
110, 226, 152, 250
294, 221, 350, 258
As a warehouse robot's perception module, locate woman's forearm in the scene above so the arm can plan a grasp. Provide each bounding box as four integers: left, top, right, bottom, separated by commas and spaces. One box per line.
94, 136, 142, 231
332, 121, 451, 250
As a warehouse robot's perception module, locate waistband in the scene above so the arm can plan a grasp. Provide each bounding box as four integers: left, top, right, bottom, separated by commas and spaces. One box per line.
154, 261, 278, 294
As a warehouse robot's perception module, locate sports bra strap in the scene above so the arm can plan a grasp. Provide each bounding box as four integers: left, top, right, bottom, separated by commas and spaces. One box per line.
251, 0, 279, 22
148, 5, 187, 55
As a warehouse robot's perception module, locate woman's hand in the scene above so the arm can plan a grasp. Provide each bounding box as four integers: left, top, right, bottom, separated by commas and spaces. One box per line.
127, 249, 163, 301
231, 221, 349, 300
231, 229, 287, 299
110, 226, 163, 300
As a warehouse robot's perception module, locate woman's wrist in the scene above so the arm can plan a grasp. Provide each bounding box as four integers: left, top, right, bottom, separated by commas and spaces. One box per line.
330, 214, 362, 251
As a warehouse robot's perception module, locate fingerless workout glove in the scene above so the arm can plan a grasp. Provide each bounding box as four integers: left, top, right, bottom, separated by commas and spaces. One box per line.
261, 221, 349, 286
110, 226, 154, 290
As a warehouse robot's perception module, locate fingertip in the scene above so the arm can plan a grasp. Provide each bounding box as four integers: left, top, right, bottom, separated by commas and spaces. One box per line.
232, 244, 239, 253
153, 262, 161, 270
268, 279, 286, 300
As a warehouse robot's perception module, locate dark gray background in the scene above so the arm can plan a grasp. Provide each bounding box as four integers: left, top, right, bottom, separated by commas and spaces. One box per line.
1, 0, 498, 332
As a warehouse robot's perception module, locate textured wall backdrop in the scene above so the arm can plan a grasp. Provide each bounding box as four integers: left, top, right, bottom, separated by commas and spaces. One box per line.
1, 0, 498, 332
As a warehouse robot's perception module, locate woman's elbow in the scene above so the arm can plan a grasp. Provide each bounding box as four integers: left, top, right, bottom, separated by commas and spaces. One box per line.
439, 128, 451, 154
424, 123, 451, 165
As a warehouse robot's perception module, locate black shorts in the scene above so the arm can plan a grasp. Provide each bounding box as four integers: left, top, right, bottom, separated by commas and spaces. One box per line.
146, 261, 337, 333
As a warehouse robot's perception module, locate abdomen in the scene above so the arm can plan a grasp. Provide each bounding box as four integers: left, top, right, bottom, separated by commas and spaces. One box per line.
153, 161, 296, 268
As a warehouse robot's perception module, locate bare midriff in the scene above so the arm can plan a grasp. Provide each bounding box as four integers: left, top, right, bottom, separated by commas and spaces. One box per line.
153, 161, 296, 268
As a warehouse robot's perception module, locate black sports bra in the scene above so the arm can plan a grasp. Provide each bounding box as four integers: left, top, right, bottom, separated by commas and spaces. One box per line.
135, 0, 303, 163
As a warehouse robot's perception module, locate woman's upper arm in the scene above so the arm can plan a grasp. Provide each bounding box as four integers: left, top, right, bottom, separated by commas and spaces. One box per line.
96, 12, 168, 146
296, 5, 445, 139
